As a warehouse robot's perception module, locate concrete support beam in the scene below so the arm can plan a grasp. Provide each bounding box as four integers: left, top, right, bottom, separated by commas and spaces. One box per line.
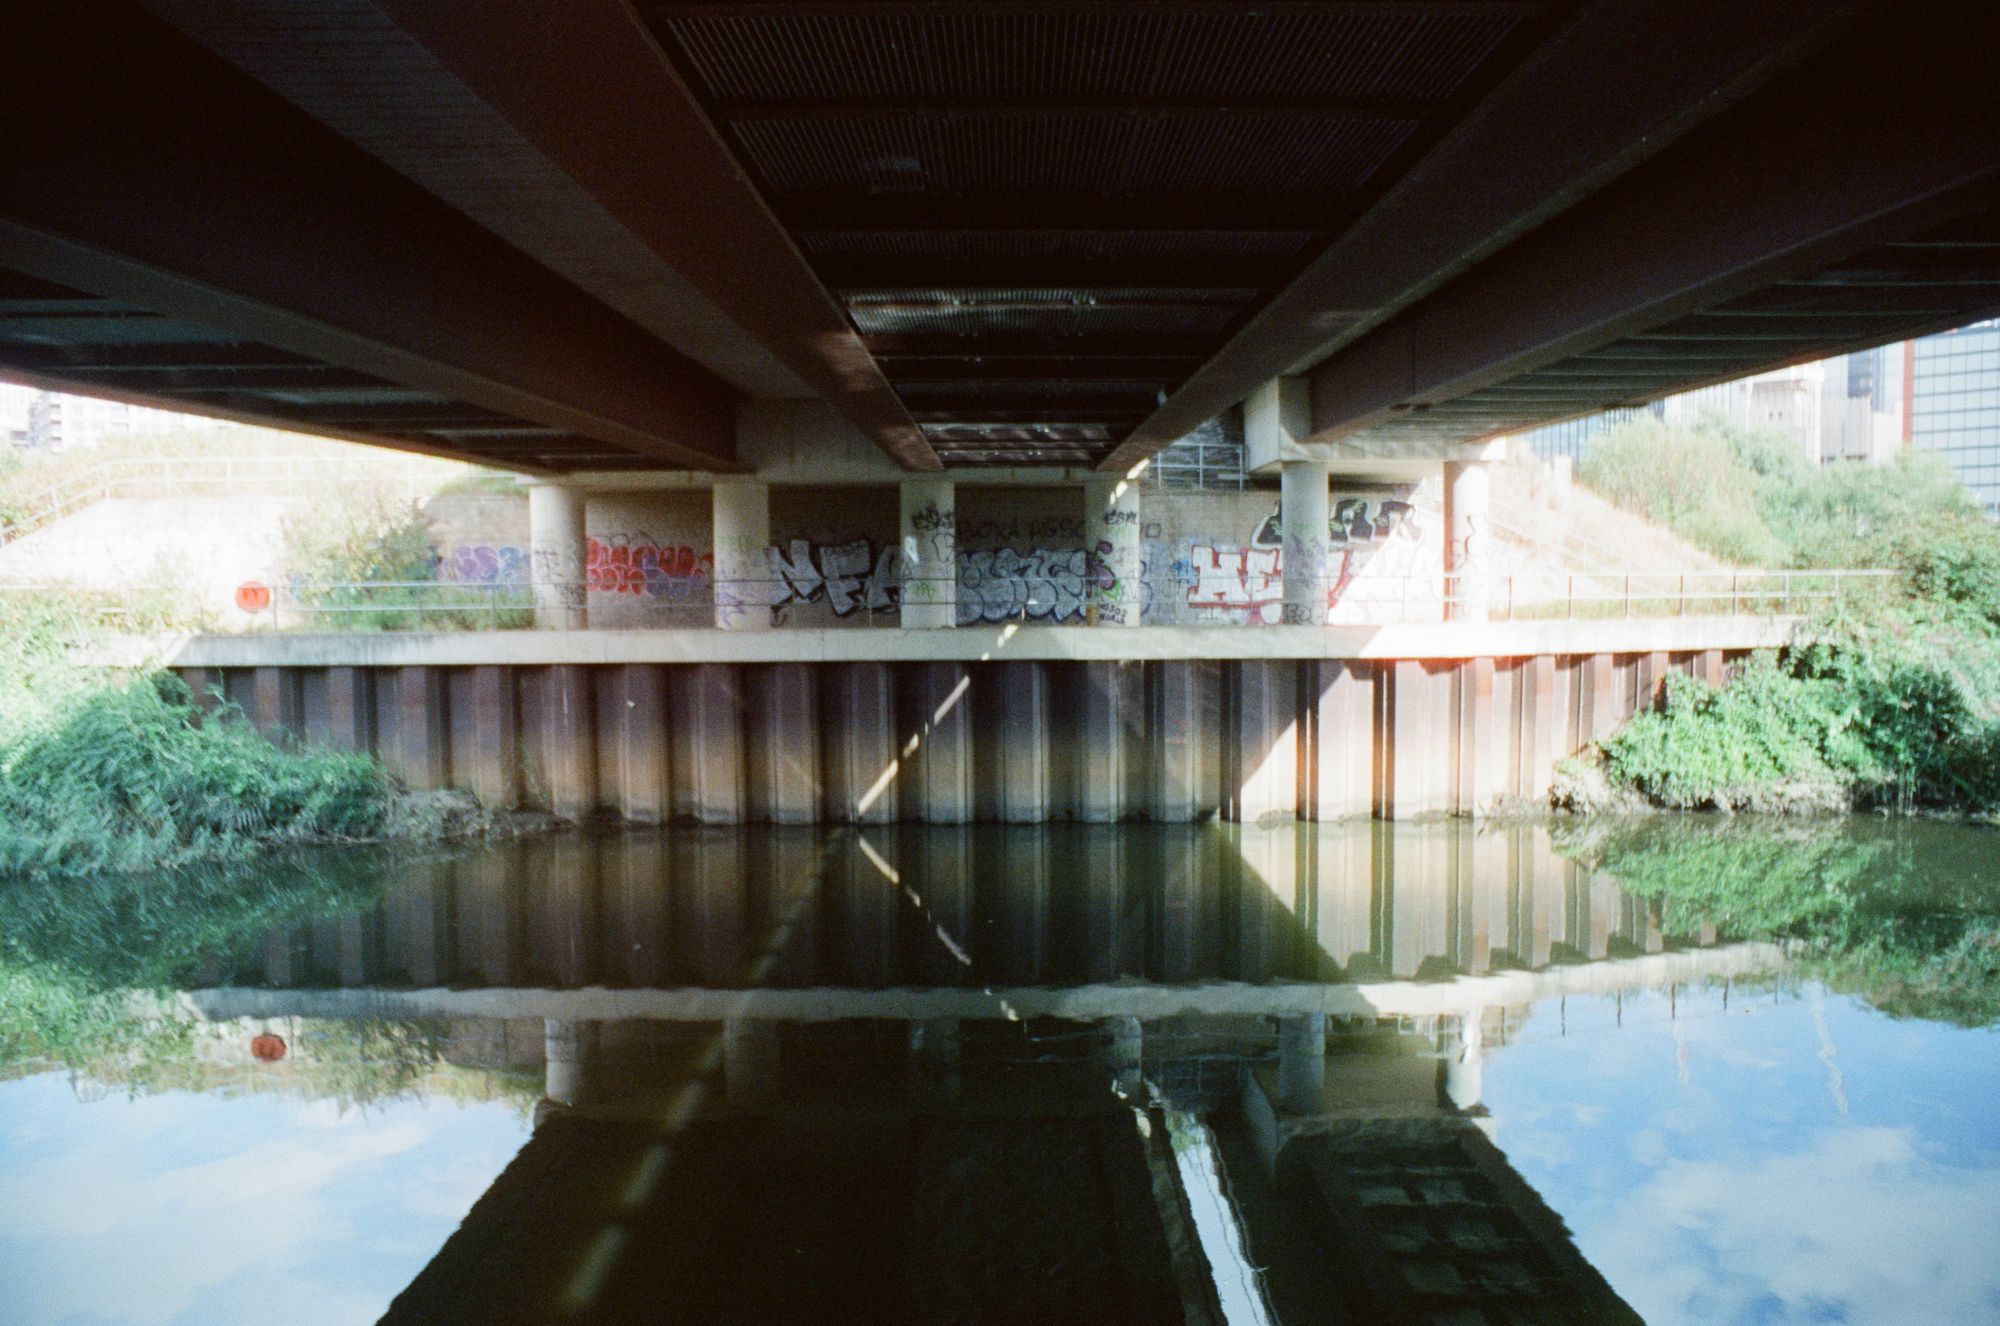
711, 480, 772, 630
1244, 375, 1312, 474
528, 485, 587, 631
669, 664, 744, 824
1444, 459, 1491, 623
901, 662, 973, 824
1279, 460, 1330, 626
745, 663, 821, 825
1082, 477, 1142, 626
899, 479, 956, 629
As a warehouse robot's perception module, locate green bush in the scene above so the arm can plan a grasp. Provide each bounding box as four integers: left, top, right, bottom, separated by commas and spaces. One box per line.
1598, 661, 1860, 812
0, 673, 395, 879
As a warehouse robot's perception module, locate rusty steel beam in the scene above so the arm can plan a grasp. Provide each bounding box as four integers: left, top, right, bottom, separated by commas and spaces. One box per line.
1100, 0, 1888, 471
0, 0, 742, 472
332, 0, 940, 472
1303, 5, 2000, 442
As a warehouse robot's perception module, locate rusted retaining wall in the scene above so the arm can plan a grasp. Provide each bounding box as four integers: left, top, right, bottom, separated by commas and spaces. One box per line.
176, 649, 1741, 823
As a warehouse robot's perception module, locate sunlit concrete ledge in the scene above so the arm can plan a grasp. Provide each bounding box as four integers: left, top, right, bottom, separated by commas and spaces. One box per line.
180, 941, 1786, 1025
87, 617, 1800, 670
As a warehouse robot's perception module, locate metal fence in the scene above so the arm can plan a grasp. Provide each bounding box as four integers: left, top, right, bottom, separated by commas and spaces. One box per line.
0, 455, 433, 545
8, 564, 1884, 631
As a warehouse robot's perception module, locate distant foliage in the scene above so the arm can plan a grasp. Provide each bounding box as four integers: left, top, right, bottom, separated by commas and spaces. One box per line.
1578, 413, 1980, 569
278, 484, 530, 630
1572, 413, 2000, 814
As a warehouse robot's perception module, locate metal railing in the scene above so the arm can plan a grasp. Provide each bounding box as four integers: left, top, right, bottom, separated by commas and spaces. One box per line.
1, 566, 1901, 632
0, 455, 432, 545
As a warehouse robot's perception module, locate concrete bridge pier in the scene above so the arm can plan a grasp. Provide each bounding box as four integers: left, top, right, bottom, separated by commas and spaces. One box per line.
527, 483, 588, 631
1083, 477, 1141, 626
1279, 459, 1330, 626
712, 480, 772, 630
1444, 458, 1492, 623
899, 478, 955, 628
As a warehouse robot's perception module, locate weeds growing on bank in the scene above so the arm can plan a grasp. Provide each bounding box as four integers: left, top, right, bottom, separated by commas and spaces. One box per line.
1567, 416, 2000, 815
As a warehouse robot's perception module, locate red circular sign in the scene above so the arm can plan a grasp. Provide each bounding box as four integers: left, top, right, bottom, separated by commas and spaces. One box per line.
250, 1033, 288, 1063
234, 581, 272, 612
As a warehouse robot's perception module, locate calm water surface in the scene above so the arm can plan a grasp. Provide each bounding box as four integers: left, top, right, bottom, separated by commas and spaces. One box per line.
3, 819, 1997, 1324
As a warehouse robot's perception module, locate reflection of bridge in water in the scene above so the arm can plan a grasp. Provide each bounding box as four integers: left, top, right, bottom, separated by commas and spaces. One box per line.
191, 824, 1778, 1325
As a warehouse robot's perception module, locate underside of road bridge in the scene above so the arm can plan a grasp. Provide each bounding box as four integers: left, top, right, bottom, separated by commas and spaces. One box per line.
2, 0, 1998, 474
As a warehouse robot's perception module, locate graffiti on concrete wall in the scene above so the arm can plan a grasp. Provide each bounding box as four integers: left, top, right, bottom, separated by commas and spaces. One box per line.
443, 544, 529, 585
761, 537, 1100, 624
956, 547, 1093, 624
1165, 497, 1428, 624
586, 537, 713, 599
769, 538, 900, 617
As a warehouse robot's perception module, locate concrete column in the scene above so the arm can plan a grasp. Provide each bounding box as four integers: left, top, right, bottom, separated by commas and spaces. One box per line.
1444, 459, 1492, 622
1083, 477, 1142, 625
527, 484, 588, 630
1279, 459, 1329, 625
899, 478, 956, 628
711, 480, 772, 629
540, 1017, 594, 1125
1106, 1015, 1144, 1101
1276, 1013, 1326, 1113
1444, 1010, 1485, 1112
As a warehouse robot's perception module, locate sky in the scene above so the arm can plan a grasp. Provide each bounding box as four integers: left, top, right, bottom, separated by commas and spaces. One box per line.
1482, 984, 2000, 1326
0, 1075, 531, 1326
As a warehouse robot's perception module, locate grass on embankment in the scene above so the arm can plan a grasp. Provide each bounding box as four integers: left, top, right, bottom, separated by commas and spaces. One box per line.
0, 591, 512, 884
1561, 416, 2000, 816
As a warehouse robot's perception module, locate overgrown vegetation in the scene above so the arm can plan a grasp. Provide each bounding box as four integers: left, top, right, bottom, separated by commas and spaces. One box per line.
1557, 817, 2000, 1027
1579, 414, 1981, 568
278, 483, 530, 630
1565, 414, 2000, 813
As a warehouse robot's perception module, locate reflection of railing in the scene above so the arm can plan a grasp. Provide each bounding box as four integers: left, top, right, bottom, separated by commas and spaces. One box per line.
0, 455, 428, 545
2, 566, 1901, 631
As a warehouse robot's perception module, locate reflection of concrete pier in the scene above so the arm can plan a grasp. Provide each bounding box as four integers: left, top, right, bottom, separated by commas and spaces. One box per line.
182, 823, 1778, 1324
228, 823, 1749, 995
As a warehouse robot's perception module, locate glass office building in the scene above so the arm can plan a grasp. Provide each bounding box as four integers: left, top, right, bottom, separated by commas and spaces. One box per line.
1912, 319, 2000, 515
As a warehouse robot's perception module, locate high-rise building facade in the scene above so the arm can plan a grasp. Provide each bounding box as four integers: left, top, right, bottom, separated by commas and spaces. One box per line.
1912, 320, 2000, 514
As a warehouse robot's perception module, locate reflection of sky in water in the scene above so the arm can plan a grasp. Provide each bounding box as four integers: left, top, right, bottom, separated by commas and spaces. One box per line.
0, 1075, 531, 1326
1484, 986, 2000, 1326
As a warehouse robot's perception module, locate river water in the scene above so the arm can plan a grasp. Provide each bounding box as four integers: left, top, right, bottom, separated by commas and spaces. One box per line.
2, 819, 1996, 1325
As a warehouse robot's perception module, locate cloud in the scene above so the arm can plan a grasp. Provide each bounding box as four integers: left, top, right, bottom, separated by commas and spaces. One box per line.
1589, 1125, 2000, 1326
0, 1081, 528, 1326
